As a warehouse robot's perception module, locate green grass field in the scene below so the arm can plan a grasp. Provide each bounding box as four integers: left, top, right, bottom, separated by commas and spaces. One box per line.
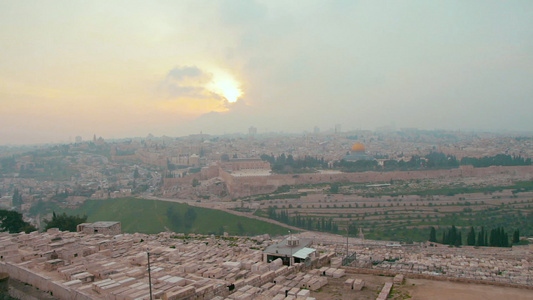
68, 197, 290, 236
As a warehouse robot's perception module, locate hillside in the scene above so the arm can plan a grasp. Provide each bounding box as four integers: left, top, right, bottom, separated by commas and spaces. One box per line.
69, 197, 290, 236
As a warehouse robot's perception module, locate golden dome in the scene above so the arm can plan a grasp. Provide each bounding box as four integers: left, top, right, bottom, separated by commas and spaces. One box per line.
351, 143, 365, 152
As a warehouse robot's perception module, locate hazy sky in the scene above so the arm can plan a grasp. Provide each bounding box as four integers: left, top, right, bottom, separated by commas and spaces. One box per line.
1, 1, 532, 144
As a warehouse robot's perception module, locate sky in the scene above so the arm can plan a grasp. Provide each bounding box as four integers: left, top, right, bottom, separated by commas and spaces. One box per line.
1, 1, 532, 145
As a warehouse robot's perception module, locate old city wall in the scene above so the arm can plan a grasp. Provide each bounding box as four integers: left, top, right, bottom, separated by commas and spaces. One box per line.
224, 174, 298, 198
226, 165, 533, 198
164, 165, 533, 198
218, 168, 236, 195
162, 177, 190, 189
200, 165, 220, 179
0, 262, 94, 300
162, 173, 203, 189
162, 165, 221, 193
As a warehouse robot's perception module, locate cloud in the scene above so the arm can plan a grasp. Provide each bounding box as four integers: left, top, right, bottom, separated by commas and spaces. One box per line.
166, 66, 206, 81
158, 66, 221, 100
2, 1, 533, 144
194, 1, 533, 133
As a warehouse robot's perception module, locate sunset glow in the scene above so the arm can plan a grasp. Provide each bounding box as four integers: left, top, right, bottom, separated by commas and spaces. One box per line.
0, 1, 531, 144
207, 71, 242, 103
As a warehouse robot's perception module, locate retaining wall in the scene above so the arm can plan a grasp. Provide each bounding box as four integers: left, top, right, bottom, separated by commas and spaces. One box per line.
0, 262, 94, 300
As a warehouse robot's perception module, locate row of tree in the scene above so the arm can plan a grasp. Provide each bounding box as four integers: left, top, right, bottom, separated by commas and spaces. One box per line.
267, 207, 339, 233
0, 209, 88, 234
461, 154, 531, 168
429, 226, 520, 247
260, 152, 531, 174
44, 212, 87, 232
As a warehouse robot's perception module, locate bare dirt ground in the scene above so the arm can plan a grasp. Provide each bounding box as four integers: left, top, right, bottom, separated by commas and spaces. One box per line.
310, 274, 395, 300
401, 278, 533, 300
308, 274, 533, 300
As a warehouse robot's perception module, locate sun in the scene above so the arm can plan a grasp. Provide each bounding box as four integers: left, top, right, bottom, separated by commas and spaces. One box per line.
206, 70, 242, 103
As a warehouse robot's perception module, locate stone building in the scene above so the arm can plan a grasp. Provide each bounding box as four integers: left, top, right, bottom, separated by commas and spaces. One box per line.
263, 236, 315, 266
77, 221, 121, 235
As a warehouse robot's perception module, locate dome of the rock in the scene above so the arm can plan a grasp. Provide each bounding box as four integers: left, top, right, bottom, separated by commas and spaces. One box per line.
351, 143, 365, 152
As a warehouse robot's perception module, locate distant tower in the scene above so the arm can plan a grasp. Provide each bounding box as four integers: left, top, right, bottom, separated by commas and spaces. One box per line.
93, 134, 97, 143
248, 126, 257, 136
335, 124, 342, 134
313, 126, 320, 134
75, 136, 82, 143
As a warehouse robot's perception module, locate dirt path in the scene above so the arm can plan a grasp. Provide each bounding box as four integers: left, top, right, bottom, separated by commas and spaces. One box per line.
216, 207, 305, 232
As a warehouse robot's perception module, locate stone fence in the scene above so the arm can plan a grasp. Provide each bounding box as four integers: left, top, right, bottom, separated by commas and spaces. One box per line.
0, 261, 94, 300
342, 266, 533, 290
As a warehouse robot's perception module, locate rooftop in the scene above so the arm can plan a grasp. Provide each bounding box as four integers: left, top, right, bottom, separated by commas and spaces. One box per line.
85, 221, 120, 228
263, 238, 313, 257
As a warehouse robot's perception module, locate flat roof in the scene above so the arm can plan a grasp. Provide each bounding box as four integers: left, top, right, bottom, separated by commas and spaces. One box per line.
86, 221, 120, 228
292, 247, 316, 259
263, 238, 313, 257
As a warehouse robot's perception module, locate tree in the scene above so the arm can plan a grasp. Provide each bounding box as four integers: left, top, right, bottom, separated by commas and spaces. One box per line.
476, 227, 485, 246
348, 222, 358, 237
488, 227, 510, 247
467, 226, 476, 246
513, 229, 520, 244
237, 221, 245, 235
0, 209, 36, 233
455, 231, 462, 247
192, 178, 200, 187
44, 212, 87, 232
183, 207, 197, 229
441, 225, 461, 246
429, 226, 437, 242
166, 206, 182, 230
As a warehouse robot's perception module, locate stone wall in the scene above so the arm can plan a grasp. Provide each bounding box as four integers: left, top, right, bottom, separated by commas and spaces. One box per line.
224, 165, 533, 198
0, 262, 94, 300
342, 266, 533, 290
163, 164, 533, 199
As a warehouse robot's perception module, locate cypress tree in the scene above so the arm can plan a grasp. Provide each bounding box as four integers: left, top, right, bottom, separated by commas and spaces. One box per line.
450, 225, 458, 245
489, 228, 496, 247
467, 226, 476, 246
477, 227, 485, 246
502, 231, 509, 247
513, 229, 520, 244
429, 226, 437, 242
455, 231, 462, 247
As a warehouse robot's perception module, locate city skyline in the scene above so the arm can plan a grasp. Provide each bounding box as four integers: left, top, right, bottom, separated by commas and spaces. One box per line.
1, 1, 532, 145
